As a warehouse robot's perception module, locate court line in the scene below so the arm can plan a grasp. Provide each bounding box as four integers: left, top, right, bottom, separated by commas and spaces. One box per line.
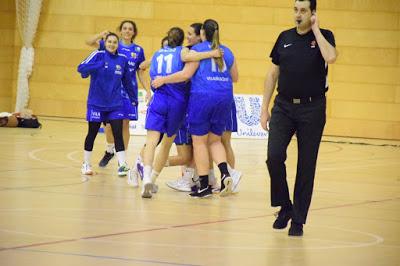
72, 227, 385, 250
29, 148, 72, 168
14, 248, 201, 266
0, 196, 397, 252
66, 150, 81, 164
0, 180, 89, 190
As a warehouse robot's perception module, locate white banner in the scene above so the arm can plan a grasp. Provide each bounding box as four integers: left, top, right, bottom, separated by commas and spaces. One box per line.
129, 89, 148, 135
129, 90, 268, 140
232, 94, 268, 139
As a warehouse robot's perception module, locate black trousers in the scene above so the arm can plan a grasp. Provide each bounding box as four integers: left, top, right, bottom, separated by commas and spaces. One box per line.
266, 95, 326, 224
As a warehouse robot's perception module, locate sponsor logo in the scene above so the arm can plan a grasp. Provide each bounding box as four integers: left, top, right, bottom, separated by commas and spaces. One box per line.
233, 95, 268, 139
131, 52, 137, 59
284, 43, 293, 48
115, 65, 121, 70
206, 76, 229, 82
135, 47, 141, 52
91, 110, 101, 119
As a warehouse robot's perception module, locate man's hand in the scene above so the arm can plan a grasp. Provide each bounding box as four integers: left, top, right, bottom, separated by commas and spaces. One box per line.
311, 13, 320, 32
260, 109, 271, 131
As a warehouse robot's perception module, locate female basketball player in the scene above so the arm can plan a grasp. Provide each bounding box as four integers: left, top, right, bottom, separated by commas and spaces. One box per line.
78, 33, 134, 176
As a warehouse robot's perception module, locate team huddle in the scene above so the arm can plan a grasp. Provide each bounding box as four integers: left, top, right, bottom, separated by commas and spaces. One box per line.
78, 19, 242, 199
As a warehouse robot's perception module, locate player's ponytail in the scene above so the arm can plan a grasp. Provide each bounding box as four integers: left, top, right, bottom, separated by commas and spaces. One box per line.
203, 19, 224, 71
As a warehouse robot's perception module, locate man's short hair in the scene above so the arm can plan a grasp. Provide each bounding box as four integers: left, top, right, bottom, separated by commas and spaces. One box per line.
296, 0, 317, 12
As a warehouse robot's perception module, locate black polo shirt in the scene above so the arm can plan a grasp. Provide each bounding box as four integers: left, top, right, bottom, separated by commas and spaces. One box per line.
270, 28, 335, 98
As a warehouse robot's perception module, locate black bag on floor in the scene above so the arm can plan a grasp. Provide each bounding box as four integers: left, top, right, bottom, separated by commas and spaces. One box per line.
17, 116, 42, 128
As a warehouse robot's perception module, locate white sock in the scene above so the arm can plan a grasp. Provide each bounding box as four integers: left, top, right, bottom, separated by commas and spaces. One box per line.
144, 165, 152, 181
151, 170, 160, 183
106, 142, 115, 154
184, 167, 195, 180
209, 169, 216, 185
209, 168, 215, 178
136, 155, 143, 164
116, 151, 126, 166
186, 167, 195, 175
227, 164, 235, 175
84, 150, 92, 164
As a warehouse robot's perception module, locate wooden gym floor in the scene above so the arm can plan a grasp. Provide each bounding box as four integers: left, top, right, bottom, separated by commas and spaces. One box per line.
0, 118, 399, 266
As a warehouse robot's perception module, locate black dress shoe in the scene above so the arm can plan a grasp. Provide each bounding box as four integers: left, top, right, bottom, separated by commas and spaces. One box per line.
288, 221, 303, 236
272, 207, 292, 229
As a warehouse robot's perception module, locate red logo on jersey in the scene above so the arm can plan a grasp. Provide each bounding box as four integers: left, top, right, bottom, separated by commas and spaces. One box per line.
311, 40, 316, 48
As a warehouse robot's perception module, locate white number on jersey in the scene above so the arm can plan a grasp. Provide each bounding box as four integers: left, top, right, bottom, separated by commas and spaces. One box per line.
156, 54, 174, 74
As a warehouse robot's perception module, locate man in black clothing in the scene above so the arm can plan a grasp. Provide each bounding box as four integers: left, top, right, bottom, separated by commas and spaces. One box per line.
260, 0, 337, 236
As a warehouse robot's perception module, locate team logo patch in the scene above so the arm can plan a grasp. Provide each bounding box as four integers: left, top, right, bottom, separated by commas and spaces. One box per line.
131, 52, 137, 59
114, 64, 122, 75
135, 47, 141, 52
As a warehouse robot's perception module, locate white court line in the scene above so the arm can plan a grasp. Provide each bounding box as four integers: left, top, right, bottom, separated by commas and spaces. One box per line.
0, 226, 383, 251
28, 148, 75, 169
66, 150, 81, 164
79, 225, 384, 251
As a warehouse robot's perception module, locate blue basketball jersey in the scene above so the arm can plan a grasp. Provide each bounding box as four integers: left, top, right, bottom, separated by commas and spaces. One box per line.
99, 40, 145, 102
190, 41, 235, 95
77, 50, 135, 111
149, 46, 188, 100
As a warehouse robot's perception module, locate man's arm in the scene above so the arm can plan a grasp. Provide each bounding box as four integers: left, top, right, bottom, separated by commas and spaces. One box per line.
260, 63, 279, 131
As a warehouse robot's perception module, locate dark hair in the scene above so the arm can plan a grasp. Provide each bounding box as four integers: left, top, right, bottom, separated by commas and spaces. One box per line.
118, 20, 138, 42
161, 36, 168, 48
105, 32, 119, 42
167, 27, 184, 48
202, 19, 223, 71
190, 23, 202, 36
297, 0, 317, 11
